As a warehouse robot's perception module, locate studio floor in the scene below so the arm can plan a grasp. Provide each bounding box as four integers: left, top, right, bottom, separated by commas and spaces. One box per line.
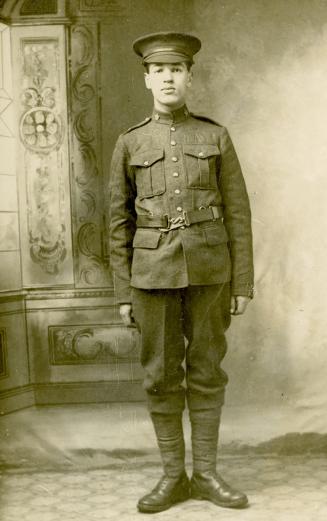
1, 403, 327, 521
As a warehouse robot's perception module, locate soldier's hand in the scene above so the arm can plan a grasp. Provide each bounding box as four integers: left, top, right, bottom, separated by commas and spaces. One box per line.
230, 296, 251, 316
119, 304, 134, 326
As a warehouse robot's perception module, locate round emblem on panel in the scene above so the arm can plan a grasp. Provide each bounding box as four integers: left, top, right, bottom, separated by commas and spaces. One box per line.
20, 107, 63, 153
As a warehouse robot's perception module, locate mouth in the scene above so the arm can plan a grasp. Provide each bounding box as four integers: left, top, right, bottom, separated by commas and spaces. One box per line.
162, 88, 175, 93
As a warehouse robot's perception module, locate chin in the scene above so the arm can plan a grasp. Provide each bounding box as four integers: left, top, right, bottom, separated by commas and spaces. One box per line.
160, 96, 181, 106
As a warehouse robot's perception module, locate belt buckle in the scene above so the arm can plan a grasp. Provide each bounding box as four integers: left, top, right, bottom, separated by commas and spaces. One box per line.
159, 213, 190, 232
168, 215, 186, 230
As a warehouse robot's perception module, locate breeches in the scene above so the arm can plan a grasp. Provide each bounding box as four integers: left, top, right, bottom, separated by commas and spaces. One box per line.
132, 283, 231, 414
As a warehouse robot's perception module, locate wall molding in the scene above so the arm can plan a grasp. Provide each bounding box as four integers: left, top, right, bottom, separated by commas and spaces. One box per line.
0, 287, 114, 301
34, 380, 145, 404
0, 328, 8, 378
0, 384, 35, 415
25, 287, 114, 300
0, 380, 145, 413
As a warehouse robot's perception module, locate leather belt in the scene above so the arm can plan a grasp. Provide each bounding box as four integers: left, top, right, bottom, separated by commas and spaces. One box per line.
136, 206, 223, 231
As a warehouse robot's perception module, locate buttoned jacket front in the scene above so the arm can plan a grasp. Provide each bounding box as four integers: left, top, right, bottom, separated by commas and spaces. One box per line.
108, 106, 254, 303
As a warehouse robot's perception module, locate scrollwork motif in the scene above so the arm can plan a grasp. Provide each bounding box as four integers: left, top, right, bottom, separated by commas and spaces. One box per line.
70, 24, 108, 286
49, 325, 140, 365
72, 65, 96, 104
77, 222, 100, 258
73, 109, 94, 143
72, 25, 94, 67
79, 261, 103, 285
80, 191, 97, 222
76, 143, 98, 186
28, 165, 67, 274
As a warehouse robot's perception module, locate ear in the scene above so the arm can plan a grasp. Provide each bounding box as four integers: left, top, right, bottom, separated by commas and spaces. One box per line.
186, 70, 193, 88
144, 72, 152, 90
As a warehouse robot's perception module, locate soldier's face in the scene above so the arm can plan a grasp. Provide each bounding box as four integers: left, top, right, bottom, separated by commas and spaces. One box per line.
144, 62, 192, 111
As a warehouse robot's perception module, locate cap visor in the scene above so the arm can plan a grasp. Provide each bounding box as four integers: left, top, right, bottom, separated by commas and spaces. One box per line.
144, 52, 193, 64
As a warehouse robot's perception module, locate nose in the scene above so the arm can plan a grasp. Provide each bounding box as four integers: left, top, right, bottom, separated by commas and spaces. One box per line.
163, 68, 173, 82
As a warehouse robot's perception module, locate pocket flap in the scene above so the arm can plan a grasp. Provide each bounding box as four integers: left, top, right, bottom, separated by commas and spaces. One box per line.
133, 229, 161, 249
183, 144, 220, 159
129, 148, 164, 167
204, 224, 229, 245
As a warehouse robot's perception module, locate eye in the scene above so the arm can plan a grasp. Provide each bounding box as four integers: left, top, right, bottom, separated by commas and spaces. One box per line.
154, 67, 163, 73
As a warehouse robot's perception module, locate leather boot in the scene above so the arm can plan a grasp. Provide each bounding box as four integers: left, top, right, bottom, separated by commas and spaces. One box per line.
189, 408, 248, 509
137, 413, 190, 513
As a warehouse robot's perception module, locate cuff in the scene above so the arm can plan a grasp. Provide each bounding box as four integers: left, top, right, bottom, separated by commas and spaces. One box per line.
113, 273, 132, 304
231, 282, 254, 299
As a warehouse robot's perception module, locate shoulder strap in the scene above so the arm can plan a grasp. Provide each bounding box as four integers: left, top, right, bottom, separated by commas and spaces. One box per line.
123, 117, 152, 134
190, 113, 222, 127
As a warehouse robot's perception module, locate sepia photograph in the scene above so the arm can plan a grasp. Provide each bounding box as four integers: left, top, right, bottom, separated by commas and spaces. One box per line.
0, 1, 326, 520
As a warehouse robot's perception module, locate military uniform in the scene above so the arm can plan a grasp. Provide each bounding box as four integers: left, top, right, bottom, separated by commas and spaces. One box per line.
108, 32, 254, 513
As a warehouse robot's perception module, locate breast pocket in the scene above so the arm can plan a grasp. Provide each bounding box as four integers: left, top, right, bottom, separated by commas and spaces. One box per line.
129, 148, 165, 199
183, 144, 220, 189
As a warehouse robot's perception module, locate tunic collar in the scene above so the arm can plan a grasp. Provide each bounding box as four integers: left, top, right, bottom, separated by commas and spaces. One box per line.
152, 105, 190, 124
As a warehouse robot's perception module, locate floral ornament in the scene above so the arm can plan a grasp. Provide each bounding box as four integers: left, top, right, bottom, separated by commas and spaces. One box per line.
20, 107, 62, 152
20, 84, 61, 152
21, 86, 56, 109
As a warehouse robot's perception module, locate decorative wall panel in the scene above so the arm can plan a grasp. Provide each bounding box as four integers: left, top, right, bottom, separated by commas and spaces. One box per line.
12, 25, 74, 286
49, 324, 139, 365
20, 0, 58, 15
69, 23, 110, 287
79, 0, 122, 12
0, 23, 13, 139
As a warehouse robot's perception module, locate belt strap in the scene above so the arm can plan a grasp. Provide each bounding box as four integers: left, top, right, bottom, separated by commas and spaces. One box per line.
136, 206, 223, 229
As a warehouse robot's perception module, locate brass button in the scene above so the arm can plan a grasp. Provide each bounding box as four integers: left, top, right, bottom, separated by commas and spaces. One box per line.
171, 140, 176, 146
143, 160, 149, 166
154, 114, 160, 120
174, 189, 181, 194
198, 151, 204, 157
177, 206, 183, 212
172, 156, 178, 162
171, 126, 176, 131
173, 172, 179, 177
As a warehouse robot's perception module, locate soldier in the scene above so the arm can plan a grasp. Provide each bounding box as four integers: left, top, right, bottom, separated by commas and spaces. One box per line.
108, 32, 254, 513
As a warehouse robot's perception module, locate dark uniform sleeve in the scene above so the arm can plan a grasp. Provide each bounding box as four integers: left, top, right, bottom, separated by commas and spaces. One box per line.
219, 127, 254, 298
108, 135, 136, 304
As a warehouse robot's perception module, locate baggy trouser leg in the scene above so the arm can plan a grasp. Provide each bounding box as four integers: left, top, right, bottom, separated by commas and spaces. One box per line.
132, 288, 190, 512
183, 285, 248, 508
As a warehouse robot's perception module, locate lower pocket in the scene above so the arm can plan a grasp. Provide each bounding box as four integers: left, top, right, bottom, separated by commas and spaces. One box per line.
133, 229, 161, 249
203, 223, 229, 246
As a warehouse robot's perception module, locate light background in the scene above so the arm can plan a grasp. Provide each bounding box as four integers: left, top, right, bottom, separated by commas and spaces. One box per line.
101, 0, 327, 433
